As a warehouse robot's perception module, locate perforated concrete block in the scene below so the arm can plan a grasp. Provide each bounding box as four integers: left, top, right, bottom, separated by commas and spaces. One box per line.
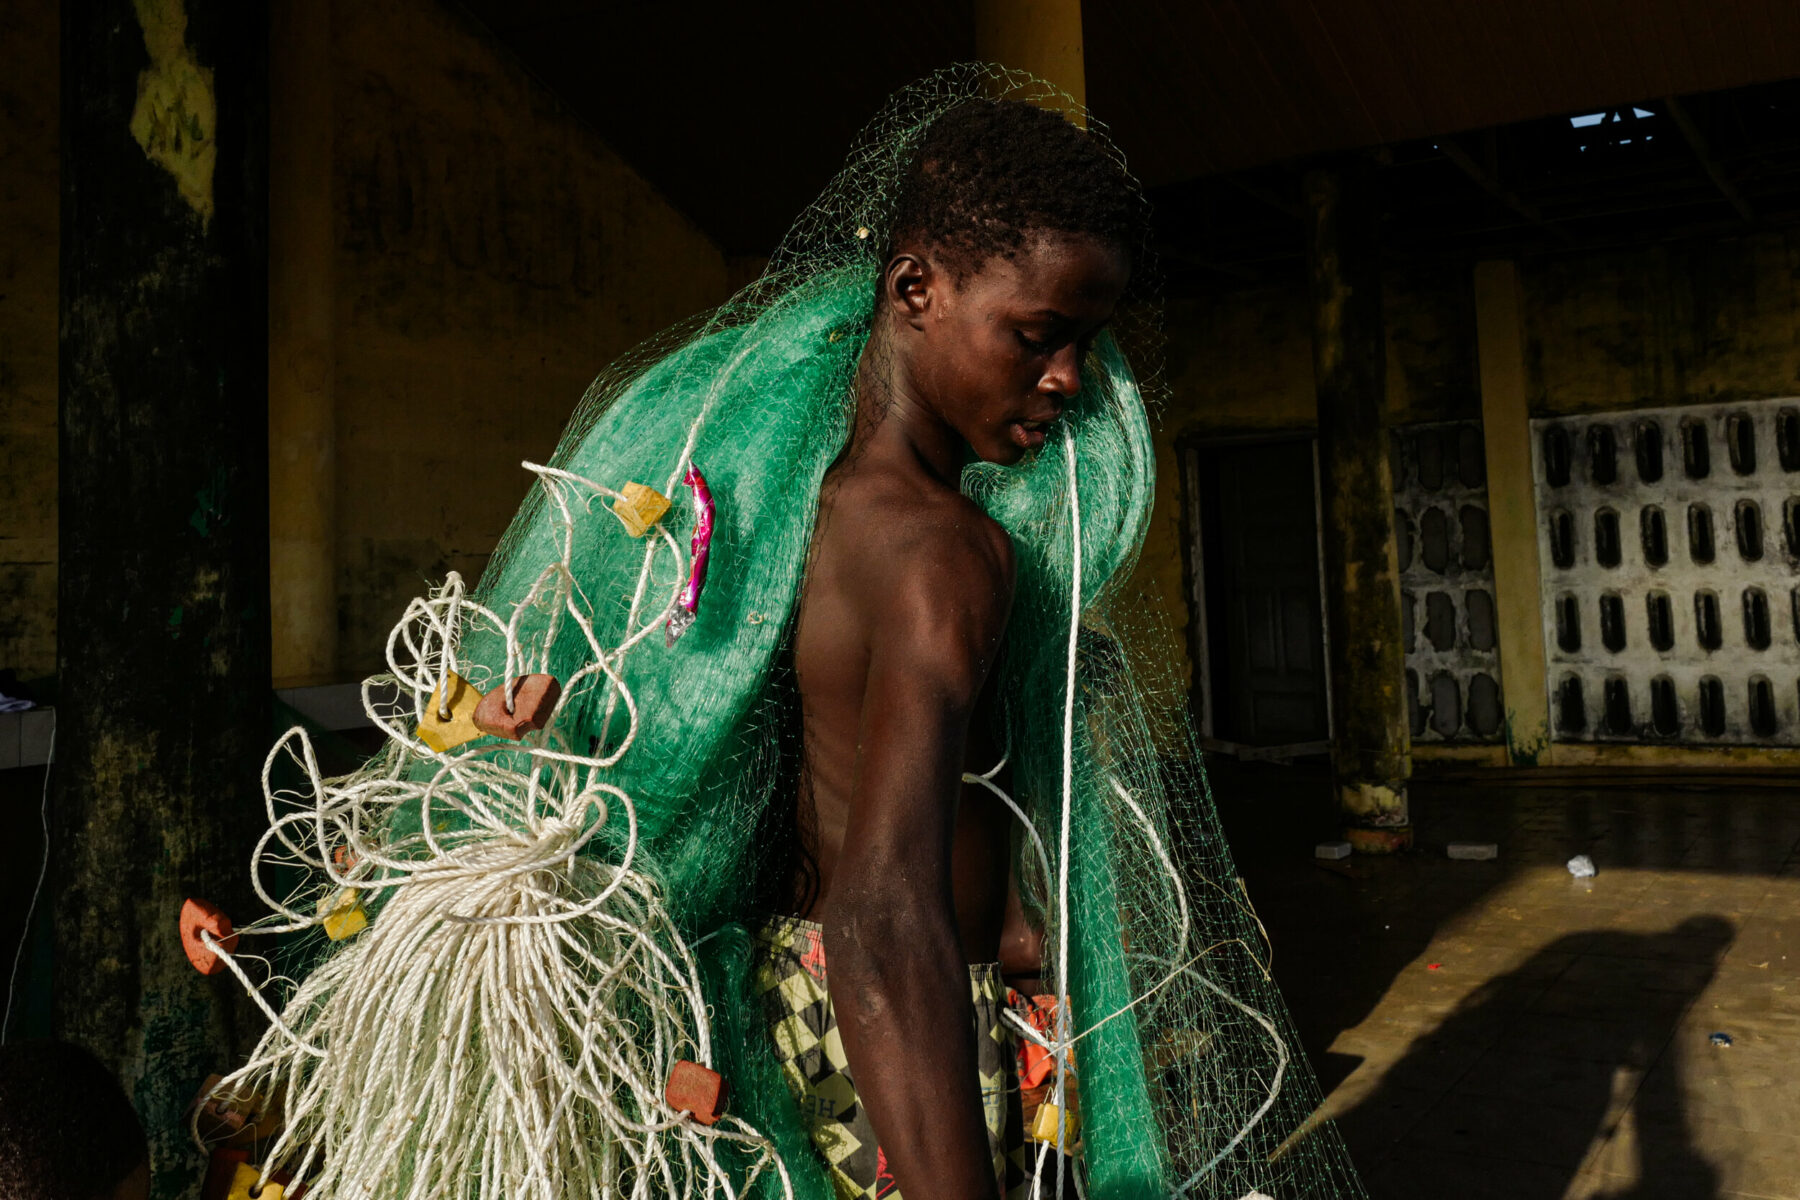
1534, 399, 1800, 746
1393, 420, 1505, 744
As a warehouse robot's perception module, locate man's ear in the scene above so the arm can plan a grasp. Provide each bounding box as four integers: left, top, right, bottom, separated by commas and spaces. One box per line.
882, 253, 933, 330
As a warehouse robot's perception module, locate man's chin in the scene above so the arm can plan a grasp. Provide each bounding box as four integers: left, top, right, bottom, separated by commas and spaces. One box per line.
974, 442, 1030, 467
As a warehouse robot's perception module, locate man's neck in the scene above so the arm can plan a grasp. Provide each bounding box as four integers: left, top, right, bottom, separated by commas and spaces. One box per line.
847, 329, 964, 487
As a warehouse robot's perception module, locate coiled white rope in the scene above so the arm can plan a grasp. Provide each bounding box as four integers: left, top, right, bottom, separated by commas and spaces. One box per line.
196, 462, 794, 1200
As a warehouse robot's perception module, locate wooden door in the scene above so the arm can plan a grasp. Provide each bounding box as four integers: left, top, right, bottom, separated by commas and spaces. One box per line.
1194, 438, 1330, 746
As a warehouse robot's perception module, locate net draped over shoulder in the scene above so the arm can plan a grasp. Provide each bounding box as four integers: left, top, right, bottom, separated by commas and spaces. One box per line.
206, 65, 1369, 1200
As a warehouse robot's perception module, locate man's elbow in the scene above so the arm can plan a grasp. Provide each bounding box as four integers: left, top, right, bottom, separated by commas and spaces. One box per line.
823, 892, 957, 984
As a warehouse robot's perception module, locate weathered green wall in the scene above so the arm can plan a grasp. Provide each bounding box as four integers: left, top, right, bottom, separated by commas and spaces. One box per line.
0, 0, 59, 685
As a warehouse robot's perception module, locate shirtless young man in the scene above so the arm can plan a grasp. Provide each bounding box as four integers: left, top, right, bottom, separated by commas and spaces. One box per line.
765, 100, 1139, 1200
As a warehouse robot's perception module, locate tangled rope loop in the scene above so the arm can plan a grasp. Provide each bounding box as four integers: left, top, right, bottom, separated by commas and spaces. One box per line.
194, 462, 795, 1200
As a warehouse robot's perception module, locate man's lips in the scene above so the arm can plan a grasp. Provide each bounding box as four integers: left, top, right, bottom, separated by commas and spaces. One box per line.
1009, 419, 1052, 450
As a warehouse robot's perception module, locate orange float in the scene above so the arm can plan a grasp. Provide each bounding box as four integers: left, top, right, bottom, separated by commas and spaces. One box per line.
664, 1059, 727, 1126
474, 674, 562, 740
180, 898, 238, 975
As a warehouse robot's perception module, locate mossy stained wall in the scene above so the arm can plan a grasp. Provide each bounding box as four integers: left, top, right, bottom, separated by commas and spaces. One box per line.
328, 0, 730, 675
1148, 234, 1800, 766
1523, 231, 1800, 417
0, 0, 732, 687
1130, 262, 1480, 695
0, 0, 58, 684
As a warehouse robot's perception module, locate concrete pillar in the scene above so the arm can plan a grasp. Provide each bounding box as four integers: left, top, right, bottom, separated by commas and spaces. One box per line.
1304, 161, 1412, 847
1475, 260, 1551, 766
975, 0, 1086, 114
55, 1, 270, 1192
269, 0, 337, 687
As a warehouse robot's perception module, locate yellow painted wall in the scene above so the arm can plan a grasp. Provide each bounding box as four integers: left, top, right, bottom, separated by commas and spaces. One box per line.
0, 0, 58, 685
328, 0, 731, 676
1132, 262, 1479, 693
0, 0, 732, 688
1150, 237, 1800, 768
1523, 232, 1800, 417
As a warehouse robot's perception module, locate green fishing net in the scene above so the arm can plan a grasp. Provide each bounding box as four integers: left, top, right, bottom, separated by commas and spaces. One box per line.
207, 64, 1367, 1200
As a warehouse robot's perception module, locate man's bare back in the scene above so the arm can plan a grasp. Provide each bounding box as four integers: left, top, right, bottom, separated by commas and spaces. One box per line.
787, 452, 1017, 1199
794, 463, 1017, 958
775, 220, 1130, 1199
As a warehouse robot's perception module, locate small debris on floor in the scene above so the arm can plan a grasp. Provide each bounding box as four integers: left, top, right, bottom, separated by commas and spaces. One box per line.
1315, 841, 1352, 860
1566, 854, 1597, 878
1447, 842, 1498, 860
1709, 1031, 1733, 1048
1427, 962, 1442, 971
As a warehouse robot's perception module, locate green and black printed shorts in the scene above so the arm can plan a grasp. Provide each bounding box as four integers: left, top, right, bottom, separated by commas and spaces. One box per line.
754, 915, 1029, 1199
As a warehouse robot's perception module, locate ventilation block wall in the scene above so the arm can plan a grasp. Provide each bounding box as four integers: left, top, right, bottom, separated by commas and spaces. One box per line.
1533, 399, 1800, 745
1393, 420, 1505, 743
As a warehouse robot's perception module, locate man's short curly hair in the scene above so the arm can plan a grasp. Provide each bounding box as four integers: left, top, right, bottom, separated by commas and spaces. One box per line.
887, 99, 1144, 277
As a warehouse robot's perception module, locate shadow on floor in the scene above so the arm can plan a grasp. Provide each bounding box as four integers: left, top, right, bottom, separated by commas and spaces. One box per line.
1207, 757, 1504, 1077
1343, 917, 1733, 1200
1200, 757, 1800, 1199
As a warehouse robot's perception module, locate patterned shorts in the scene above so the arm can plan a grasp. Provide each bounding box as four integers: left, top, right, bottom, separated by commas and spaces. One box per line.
754, 916, 1028, 1199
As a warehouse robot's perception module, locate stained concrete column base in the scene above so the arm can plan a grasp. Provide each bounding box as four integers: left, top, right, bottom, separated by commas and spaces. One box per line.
1339, 778, 1412, 852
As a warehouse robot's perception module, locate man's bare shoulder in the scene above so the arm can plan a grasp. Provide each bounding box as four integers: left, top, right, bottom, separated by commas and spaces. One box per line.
822, 469, 1016, 647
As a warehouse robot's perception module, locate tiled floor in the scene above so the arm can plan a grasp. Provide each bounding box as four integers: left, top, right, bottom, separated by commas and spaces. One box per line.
1216, 762, 1800, 1200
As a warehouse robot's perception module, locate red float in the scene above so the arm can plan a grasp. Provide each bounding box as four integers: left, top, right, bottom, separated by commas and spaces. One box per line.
665, 1059, 727, 1126
474, 674, 562, 740
181, 898, 239, 976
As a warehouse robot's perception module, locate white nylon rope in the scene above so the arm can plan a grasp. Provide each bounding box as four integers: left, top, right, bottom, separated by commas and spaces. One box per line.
204, 420, 1289, 1197
1052, 434, 1082, 1200
996, 435, 1288, 1198
197, 457, 794, 1200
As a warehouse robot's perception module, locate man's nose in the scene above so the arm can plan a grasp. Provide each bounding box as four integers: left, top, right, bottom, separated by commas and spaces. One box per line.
1040, 346, 1081, 399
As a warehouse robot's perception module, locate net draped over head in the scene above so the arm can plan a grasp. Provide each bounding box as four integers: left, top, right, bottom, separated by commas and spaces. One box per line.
214, 64, 1366, 1200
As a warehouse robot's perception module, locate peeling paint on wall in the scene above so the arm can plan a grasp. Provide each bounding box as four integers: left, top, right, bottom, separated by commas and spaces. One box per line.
1503, 709, 1550, 765
1339, 780, 1409, 826
130, 0, 216, 223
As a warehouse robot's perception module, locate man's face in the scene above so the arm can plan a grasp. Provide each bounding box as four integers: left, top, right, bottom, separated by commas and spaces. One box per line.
893, 233, 1131, 465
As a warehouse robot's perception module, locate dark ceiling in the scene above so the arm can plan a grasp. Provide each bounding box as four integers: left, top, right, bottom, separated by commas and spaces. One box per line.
453, 0, 975, 256
1153, 80, 1800, 291
454, 0, 1800, 268
1085, 0, 1800, 182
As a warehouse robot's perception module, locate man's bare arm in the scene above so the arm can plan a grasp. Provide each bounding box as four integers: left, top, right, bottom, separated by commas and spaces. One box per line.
821, 524, 1013, 1200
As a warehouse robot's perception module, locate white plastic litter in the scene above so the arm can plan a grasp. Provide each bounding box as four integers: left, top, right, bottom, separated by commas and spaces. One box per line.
1314, 841, 1352, 860
1567, 854, 1597, 878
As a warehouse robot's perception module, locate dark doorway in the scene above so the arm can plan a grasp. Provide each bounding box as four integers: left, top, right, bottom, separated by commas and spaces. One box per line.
1185, 436, 1330, 747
